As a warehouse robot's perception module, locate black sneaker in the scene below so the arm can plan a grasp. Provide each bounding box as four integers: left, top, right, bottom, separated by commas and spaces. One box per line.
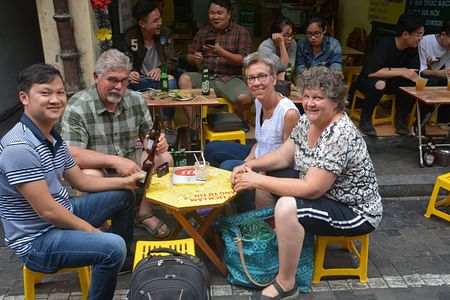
359, 119, 376, 136
118, 255, 134, 275
395, 119, 409, 136
395, 125, 409, 136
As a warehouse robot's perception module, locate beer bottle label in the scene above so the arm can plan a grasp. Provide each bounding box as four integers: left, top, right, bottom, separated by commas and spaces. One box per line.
201, 80, 210, 94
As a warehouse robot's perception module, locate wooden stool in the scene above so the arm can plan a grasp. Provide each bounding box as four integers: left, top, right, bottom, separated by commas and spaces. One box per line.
312, 234, 369, 284
23, 265, 90, 300
424, 172, 450, 222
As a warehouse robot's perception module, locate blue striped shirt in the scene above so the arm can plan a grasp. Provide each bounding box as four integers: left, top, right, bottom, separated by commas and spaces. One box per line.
0, 115, 76, 257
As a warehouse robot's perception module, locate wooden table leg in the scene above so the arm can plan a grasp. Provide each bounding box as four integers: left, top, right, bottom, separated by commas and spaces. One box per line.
171, 209, 228, 276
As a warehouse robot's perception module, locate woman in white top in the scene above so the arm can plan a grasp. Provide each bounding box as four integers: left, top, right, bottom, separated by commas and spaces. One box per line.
258, 16, 297, 80
204, 52, 299, 172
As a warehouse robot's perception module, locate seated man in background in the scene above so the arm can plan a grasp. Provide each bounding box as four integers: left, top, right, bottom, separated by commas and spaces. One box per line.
417, 20, 450, 127
0, 63, 141, 299
419, 20, 450, 85
62, 49, 173, 242
178, 0, 253, 132
355, 12, 425, 137
123, 0, 182, 144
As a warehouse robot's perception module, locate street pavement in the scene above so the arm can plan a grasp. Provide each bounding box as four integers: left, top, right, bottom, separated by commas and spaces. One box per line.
1, 135, 450, 299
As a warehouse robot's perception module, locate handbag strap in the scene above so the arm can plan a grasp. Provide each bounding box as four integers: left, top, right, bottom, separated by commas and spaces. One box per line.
234, 237, 275, 287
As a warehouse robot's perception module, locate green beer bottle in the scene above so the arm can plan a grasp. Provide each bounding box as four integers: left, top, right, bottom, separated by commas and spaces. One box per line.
160, 65, 169, 92
201, 64, 210, 95
284, 63, 292, 82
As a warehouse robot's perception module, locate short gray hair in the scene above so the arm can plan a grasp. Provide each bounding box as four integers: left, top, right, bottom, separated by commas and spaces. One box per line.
243, 52, 277, 76
297, 67, 347, 112
95, 49, 132, 75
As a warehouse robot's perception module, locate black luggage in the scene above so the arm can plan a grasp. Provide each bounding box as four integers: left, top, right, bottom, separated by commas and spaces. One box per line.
128, 248, 210, 300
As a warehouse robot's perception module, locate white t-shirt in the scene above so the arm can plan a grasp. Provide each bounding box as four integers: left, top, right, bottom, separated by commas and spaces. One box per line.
418, 34, 450, 73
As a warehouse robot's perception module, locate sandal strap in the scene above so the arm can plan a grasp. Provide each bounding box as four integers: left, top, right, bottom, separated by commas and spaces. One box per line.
152, 220, 164, 234
272, 280, 284, 297
136, 213, 155, 223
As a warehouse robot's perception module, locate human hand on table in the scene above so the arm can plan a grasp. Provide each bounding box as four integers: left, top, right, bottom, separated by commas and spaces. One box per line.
232, 165, 262, 192
231, 163, 250, 185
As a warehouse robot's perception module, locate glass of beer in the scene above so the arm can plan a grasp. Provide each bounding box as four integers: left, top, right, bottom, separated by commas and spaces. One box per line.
416, 77, 428, 91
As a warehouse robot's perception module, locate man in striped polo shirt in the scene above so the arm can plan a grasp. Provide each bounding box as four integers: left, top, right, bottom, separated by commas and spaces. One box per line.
0, 64, 142, 300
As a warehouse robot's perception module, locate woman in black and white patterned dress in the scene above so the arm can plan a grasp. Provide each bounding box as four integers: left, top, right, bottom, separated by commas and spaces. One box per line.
231, 66, 382, 300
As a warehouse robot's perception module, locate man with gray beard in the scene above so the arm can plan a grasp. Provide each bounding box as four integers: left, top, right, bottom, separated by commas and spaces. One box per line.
62, 50, 173, 271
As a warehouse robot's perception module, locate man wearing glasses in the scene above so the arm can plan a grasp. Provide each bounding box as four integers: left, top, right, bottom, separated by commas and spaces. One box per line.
355, 12, 425, 137
61, 49, 173, 272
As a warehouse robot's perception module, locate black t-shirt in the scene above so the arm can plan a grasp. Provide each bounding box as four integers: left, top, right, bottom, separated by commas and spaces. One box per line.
359, 37, 419, 81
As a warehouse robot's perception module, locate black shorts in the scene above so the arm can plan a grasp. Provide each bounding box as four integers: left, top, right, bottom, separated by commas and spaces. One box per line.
295, 196, 375, 236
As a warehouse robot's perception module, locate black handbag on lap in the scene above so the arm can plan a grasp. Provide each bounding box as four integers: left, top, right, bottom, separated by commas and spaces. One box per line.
128, 248, 210, 300
206, 112, 243, 131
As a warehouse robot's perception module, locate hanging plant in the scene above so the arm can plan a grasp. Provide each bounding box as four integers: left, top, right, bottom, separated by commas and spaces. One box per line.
91, 0, 113, 52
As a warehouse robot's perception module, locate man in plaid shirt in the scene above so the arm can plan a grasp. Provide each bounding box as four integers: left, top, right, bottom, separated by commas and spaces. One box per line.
62, 50, 173, 264
178, 0, 253, 131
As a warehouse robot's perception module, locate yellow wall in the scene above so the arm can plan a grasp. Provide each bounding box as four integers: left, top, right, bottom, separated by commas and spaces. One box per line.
36, 0, 98, 88
336, 0, 371, 44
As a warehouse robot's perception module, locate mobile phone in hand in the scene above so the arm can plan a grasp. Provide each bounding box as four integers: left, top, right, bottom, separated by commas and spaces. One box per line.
205, 39, 216, 46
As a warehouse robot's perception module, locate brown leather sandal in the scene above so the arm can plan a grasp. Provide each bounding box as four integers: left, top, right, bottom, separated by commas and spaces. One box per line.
135, 213, 170, 239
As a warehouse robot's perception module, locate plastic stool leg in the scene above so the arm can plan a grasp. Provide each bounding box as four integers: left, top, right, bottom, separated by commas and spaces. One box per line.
424, 180, 441, 218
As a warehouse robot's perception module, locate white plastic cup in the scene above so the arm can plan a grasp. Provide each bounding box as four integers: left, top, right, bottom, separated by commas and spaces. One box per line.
195, 161, 210, 181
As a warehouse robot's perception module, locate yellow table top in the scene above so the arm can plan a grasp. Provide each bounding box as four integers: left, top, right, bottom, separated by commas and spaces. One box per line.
145, 166, 237, 211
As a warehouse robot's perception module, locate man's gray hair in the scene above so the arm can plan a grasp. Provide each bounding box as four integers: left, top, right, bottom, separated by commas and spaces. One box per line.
297, 66, 347, 112
95, 49, 132, 75
243, 52, 277, 76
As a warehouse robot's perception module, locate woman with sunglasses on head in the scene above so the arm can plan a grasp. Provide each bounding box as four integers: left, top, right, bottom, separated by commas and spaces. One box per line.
295, 16, 342, 79
204, 52, 300, 210
258, 16, 297, 80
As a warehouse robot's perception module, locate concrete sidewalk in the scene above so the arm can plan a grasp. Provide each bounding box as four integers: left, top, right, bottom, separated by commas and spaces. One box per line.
1, 136, 450, 299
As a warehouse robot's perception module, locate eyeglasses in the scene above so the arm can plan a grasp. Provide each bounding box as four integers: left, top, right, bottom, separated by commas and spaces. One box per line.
246, 73, 269, 84
282, 32, 294, 39
306, 31, 323, 38
106, 77, 129, 87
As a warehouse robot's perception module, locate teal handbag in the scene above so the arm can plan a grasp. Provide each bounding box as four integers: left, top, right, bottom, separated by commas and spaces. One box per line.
218, 208, 314, 292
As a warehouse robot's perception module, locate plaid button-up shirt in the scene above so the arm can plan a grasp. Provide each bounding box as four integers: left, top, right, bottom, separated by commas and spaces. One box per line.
190, 22, 251, 81
61, 86, 152, 164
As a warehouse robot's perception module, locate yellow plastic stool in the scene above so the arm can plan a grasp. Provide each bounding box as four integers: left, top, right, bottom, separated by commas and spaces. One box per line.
312, 234, 369, 284
202, 98, 246, 145
133, 238, 196, 270
424, 172, 450, 222
23, 265, 91, 300
349, 90, 396, 126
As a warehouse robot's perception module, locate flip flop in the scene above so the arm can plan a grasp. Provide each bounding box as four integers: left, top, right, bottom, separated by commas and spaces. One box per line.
252, 279, 299, 300
135, 213, 170, 239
